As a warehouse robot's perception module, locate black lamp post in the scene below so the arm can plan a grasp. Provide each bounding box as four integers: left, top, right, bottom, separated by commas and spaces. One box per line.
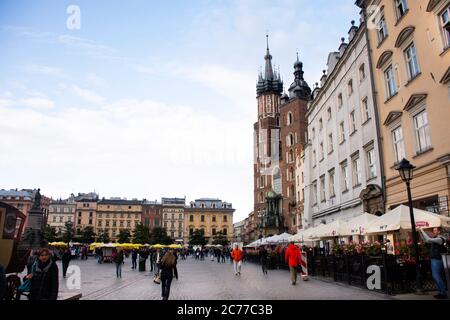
395, 158, 423, 293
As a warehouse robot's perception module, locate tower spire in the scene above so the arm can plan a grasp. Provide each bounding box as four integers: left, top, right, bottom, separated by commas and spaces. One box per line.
264, 33, 274, 80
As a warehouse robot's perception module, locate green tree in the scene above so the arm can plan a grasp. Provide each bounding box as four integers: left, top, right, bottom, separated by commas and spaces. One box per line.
149, 227, 173, 245
97, 230, 110, 243
212, 231, 229, 246
81, 226, 96, 244
133, 223, 151, 244
189, 229, 207, 246
118, 229, 131, 243
62, 221, 75, 243
43, 224, 57, 242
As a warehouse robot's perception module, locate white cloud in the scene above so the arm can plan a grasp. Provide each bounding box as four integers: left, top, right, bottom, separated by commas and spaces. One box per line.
0, 99, 253, 221
26, 64, 63, 76
0, 97, 54, 110
71, 85, 106, 104
86, 73, 109, 89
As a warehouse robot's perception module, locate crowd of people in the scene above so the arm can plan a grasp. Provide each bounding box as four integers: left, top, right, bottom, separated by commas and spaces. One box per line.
1, 227, 447, 300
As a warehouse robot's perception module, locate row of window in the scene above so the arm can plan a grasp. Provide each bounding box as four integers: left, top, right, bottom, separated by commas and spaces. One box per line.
310, 96, 370, 145
311, 147, 377, 206
97, 220, 139, 228
96, 212, 140, 219
377, 1, 450, 49
51, 215, 72, 223
188, 228, 228, 236
49, 207, 75, 213
311, 99, 371, 167
188, 214, 228, 222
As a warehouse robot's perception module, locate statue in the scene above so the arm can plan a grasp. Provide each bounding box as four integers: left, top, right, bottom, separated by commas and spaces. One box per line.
31, 188, 41, 210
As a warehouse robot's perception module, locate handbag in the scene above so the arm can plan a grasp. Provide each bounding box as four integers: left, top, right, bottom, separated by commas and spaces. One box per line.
18, 262, 36, 293
153, 272, 161, 284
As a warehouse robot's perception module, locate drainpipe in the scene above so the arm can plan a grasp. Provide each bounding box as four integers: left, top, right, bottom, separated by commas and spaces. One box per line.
361, 7, 387, 210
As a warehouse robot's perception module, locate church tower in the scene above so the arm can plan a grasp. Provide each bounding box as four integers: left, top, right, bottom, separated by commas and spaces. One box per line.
253, 35, 283, 239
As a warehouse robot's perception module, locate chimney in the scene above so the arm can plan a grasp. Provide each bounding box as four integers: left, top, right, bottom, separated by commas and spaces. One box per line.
320, 70, 327, 87
348, 20, 358, 43
339, 37, 348, 57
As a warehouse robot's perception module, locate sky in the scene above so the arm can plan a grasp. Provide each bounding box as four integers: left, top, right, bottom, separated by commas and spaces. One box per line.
0, 0, 360, 222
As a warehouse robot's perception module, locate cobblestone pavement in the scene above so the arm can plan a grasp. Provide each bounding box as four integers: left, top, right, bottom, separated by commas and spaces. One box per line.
49, 256, 400, 300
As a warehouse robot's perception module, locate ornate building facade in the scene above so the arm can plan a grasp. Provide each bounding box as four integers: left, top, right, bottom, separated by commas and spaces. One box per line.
304, 19, 384, 227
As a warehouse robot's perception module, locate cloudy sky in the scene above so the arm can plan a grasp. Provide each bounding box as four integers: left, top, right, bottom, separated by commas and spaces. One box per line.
0, 0, 360, 222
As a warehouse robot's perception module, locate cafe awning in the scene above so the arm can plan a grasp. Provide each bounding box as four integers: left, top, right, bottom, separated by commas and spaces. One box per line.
366, 205, 450, 234
340, 213, 380, 236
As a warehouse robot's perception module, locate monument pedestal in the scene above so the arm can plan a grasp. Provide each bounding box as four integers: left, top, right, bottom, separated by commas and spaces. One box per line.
18, 208, 47, 250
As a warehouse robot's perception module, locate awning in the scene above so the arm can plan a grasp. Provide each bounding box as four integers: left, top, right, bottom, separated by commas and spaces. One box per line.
313, 220, 347, 238
366, 205, 450, 234
340, 213, 380, 236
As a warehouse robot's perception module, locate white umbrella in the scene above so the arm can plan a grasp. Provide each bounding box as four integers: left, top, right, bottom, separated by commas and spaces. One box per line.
366, 205, 450, 234
340, 213, 380, 236
313, 219, 347, 238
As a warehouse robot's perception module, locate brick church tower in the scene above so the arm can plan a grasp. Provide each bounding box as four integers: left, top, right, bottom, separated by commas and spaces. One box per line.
253, 38, 311, 237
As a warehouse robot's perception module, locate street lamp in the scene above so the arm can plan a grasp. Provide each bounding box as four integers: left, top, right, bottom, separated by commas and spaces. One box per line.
395, 158, 422, 293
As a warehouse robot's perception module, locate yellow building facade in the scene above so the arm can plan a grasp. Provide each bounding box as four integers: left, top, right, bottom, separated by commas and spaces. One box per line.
96, 199, 142, 241
184, 199, 235, 244
358, 0, 450, 214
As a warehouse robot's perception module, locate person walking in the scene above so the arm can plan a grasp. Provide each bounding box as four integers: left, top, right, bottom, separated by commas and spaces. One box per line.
149, 249, 155, 272
61, 248, 72, 278
231, 244, 243, 276
259, 245, 268, 275
420, 227, 448, 299
114, 248, 124, 278
160, 249, 177, 300
131, 249, 138, 270
285, 242, 301, 285
27, 248, 59, 300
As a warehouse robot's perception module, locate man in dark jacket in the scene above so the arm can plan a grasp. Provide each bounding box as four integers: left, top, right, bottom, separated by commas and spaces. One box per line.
61, 248, 72, 278
114, 248, 124, 278
259, 246, 268, 275
28, 248, 59, 300
131, 249, 138, 270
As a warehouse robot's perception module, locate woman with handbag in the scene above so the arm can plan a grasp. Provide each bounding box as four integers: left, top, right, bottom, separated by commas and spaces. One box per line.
159, 249, 177, 300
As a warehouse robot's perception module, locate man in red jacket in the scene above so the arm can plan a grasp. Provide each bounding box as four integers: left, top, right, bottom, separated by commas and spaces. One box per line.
285, 242, 301, 285
231, 244, 243, 276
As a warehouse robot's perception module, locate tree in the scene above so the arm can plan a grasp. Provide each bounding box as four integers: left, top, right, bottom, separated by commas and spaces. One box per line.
44, 224, 57, 242
97, 230, 110, 243
81, 226, 96, 244
189, 229, 207, 246
149, 227, 173, 245
212, 231, 229, 246
118, 229, 131, 243
133, 223, 151, 244
62, 221, 75, 243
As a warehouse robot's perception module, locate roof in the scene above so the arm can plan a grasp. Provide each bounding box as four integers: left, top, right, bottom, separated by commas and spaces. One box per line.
188, 198, 233, 210
98, 199, 143, 205
0, 189, 33, 200
161, 197, 186, 205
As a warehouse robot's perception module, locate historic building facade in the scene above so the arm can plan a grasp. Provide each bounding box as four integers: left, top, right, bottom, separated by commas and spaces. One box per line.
304, 19, 384, 227
161, 197, 185, 242
357, 0, 450, 215
184, 198, 234, 243
74, 193, 99, 235
0, 189, 50, 229
251, 36, 312, 239
96, 198, 142, 240
48, 194, 76, 234
279, 55, 311, 233
141, 200, 162, 230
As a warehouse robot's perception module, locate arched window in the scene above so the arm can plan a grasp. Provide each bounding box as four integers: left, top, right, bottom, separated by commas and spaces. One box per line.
287, 112, 293, 125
